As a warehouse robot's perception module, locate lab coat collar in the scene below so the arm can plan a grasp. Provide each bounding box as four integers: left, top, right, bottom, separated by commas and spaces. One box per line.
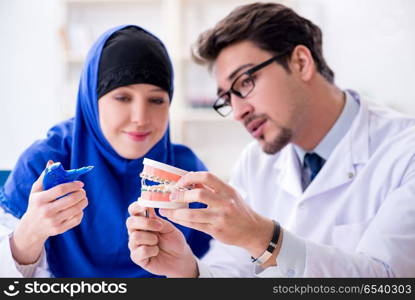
273, 144, 304, 198
349, 94, 370, 165
273, 90, 369, 199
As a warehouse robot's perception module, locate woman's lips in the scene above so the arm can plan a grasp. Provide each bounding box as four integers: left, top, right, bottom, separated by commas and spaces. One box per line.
125, 131, 151, 142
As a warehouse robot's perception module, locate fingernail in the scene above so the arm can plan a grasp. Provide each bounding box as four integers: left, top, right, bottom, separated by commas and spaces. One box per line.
76, 181, 84, 187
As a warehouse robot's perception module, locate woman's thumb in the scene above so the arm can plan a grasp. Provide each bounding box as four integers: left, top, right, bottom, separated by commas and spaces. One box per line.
31, 160, 54, 192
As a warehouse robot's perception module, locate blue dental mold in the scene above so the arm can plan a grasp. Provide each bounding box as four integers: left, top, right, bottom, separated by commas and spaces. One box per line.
43, 162, 94, 191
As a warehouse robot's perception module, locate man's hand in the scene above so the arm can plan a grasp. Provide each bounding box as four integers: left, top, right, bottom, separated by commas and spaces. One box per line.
126, 202, 198, 277
159, 171, 276, 260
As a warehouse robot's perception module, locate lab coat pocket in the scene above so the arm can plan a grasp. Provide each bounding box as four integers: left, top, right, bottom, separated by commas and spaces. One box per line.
332, 220, 371, 253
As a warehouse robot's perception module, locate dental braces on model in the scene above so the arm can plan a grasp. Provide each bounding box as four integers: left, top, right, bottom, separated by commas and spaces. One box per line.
137, 158, 189, 211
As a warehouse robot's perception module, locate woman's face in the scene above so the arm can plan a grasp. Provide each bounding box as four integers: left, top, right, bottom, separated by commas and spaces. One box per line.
98, 83, 170, 159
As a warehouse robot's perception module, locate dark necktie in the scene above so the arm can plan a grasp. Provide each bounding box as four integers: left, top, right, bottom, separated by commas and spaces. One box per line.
304, 152, 325, 182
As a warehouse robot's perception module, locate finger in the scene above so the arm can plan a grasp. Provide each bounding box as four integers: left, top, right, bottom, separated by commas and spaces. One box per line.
159, 207, 214, 224
130, 245, 159, 262
177, 171, 231, 193
147, 207, 157, 218
41, 181, 85, 202
163, 217, 212, 235
129, 251, 149, 267
50, 189, 87, 211
128, 201, 146, 216
129, 231, 158, 247
31, 160, 55, 193
126, 215, 163, 233
55, 197, 88, 222
59, 211, 84, 231
170, 188, 222, 207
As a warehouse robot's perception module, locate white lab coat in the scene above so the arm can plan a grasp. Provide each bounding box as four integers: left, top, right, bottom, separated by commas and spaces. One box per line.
199, 97, 415, 277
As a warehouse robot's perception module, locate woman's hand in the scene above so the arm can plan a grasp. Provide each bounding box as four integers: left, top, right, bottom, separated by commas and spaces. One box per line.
126, 202, 198, 277
10, 161, 88, 265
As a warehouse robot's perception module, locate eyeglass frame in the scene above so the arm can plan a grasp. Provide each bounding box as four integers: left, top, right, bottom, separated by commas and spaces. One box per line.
213, 53, 286, 117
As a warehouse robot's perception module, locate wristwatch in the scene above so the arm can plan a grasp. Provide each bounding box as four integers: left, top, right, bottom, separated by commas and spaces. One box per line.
251, 220, 280, 265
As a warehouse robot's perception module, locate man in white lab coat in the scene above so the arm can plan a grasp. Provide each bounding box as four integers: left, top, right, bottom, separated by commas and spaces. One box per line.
126, 2, 415, 277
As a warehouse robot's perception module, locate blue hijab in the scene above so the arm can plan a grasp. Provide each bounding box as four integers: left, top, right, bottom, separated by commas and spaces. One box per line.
0, 25, 211, 277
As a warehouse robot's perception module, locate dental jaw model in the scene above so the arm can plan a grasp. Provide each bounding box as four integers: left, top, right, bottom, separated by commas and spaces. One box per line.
138, 158, 188, 209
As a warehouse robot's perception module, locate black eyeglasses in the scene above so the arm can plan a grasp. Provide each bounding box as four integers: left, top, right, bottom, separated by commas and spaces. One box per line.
213, 54, 285, 117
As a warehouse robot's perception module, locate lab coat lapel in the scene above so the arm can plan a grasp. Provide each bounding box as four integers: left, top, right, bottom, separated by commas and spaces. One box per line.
274, 144, 303, 198
302, 97, 370, 199
302, 143, 355, 199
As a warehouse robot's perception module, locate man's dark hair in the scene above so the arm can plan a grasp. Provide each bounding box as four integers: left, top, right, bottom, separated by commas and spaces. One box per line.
192, 2, 334, 83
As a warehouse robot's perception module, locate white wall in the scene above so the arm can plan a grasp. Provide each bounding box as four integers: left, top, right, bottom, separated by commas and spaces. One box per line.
1, 0, 415, 170
0, 0, 64, 169
296, 0, 415, 112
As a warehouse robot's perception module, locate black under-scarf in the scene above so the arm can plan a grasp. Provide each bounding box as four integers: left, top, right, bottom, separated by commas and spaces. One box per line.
97, 26, 173, 100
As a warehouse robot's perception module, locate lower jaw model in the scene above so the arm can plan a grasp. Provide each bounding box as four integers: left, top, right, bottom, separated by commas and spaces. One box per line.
137, 158, 188, 209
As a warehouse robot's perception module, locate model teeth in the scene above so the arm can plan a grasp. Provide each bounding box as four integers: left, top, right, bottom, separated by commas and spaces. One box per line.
139, 172, 172, 184
140, 170, 191, 195
141, 184, 174, 194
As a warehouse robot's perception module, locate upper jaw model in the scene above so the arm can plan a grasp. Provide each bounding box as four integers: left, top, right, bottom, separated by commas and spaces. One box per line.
138, 158, 189, 209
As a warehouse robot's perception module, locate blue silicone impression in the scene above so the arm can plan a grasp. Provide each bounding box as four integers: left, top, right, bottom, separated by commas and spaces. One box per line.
42, 162, 94, 191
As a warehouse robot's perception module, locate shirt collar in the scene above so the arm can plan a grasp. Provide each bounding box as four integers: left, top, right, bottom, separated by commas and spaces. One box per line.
294, 90, 360, 164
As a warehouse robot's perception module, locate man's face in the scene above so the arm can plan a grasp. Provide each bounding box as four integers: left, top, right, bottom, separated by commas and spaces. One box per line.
213, 41, 308, 154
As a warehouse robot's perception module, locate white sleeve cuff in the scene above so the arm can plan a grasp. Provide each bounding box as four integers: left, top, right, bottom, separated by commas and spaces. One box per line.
14, 246, 47, 277
0, 227, 24, 277
255, 229, 306, 277
196, 257, 214, 278
0, 228, 50, 277
1, 207, 51, 277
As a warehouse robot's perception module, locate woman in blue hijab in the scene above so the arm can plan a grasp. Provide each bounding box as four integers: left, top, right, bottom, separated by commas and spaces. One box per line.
0, 25, 211, 277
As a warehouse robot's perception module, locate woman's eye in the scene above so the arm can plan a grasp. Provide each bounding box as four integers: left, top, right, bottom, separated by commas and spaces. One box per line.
114, 96, 130, 102
150, 98, 165, 105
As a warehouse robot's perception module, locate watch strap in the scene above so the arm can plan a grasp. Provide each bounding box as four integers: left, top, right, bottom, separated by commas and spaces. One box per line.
251, 220, 280, 265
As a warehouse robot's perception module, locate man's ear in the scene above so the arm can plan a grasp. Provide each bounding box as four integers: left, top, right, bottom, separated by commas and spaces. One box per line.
288, 45, 315, 82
